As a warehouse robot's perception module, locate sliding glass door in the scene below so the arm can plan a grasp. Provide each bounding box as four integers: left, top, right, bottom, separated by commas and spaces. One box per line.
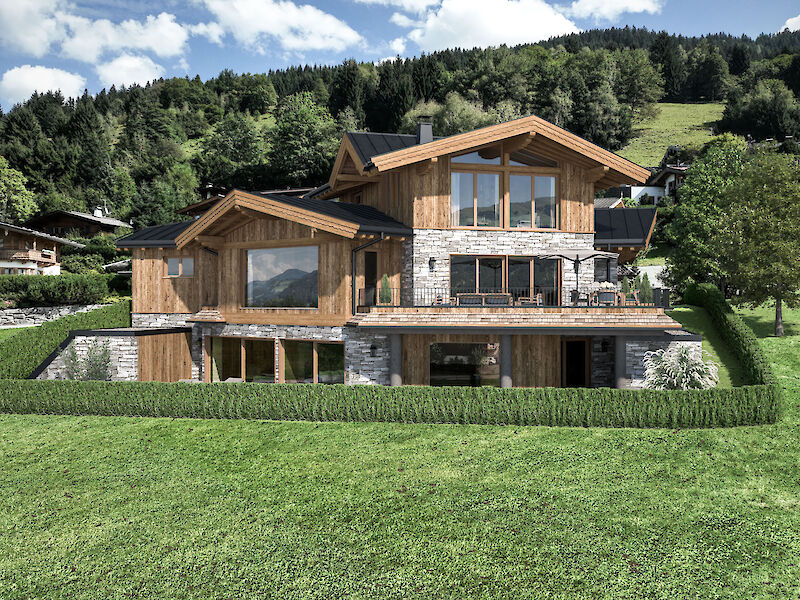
450, 256, 560, 305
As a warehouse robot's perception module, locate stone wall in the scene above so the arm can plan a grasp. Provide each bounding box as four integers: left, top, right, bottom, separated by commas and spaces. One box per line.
37, 335, 138, 381
590, 336, 615, 388
132, 313, 202, 380
0, 304, 105, 327
624, 331, 703, 388
405, 229, 596, 305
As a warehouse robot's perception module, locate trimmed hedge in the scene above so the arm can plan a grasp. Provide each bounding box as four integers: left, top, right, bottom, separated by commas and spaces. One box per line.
0, 301, 131, 379
0, 379, 782, 428
684, 283, 777, 386
0, 273, 114, 307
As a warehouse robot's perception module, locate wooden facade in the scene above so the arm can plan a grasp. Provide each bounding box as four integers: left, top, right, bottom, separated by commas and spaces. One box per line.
138, 332, 192, 381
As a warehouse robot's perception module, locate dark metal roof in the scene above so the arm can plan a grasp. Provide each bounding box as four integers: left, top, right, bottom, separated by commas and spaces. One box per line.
346, 131, 442, 166
252, 191, 412, 236
116, 221, 193, 248
25, 210, 131, 229
594, 207, 657, 246
0, 221, 85, 248
593, 197, 624, 209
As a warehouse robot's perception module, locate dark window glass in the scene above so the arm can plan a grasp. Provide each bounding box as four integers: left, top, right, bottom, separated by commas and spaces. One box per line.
450, 172, 474, 226
211, 337, 241, 382
534, 259, 559, 306
430, 343, 500, 387
509, 175, 532, 228
317, 343, 344, 384
244, 339, 275, 383
535, 176, 557, 228
508, 258, 531, 299
450, 256, 476, 295
283, 340, 314, 383
451, 149, 501, 165
181, 257, 194, 277
478, 257, 503, 292
246, 246, 318, 308
476, 173, 500, 227
167, 257, 180, 277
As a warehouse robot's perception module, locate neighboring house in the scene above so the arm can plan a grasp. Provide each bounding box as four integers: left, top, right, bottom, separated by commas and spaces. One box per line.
602, 184, 666, 205
24, 209, 131, 238
0, 222, 85, 275
117, 115, 694, 389
593, 197, 624, 209
646, 164, 688, 198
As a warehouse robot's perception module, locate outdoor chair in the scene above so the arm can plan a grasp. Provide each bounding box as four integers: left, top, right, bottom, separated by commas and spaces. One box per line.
517, 293, 543, 307
595, 290, 618, 306
570, 290, 590, 306
484, 293, 512, 306
457, 294, 484, 306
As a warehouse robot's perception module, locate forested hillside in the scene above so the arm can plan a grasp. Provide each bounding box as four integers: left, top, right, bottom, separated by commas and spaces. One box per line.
1, 27, 800, 229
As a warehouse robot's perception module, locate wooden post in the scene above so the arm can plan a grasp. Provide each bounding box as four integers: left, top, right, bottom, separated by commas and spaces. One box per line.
312, 342, 319, 384
500, 334, 512, 388
615, 335, 626, 389
390, 334, 403, 386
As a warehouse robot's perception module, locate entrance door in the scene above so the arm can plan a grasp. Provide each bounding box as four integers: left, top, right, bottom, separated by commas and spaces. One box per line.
364, 251, 378, 306
563, 339, 589, 387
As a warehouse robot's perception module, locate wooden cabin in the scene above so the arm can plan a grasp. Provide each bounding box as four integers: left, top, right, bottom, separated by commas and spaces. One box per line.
0, 221, 84, 275
118, 115, 694, 388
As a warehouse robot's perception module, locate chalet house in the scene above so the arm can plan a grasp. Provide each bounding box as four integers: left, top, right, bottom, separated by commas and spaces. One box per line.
117, 116, 697, 388
0, 221, 84, 275
24, 209, 131, 238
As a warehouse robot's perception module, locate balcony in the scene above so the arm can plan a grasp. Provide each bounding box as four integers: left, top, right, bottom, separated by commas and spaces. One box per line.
0, 249, 57, 263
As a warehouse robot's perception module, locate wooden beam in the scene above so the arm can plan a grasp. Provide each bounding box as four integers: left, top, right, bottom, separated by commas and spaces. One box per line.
334, 174, 370, 183
586, 166, 610, 183
415, 156, 438, 176
503, 132, 536, 154
195, 235, 224, 248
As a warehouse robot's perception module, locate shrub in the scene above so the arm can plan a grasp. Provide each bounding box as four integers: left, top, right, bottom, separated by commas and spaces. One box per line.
0, 273, 110, 307
0, 301, 130, 379
61, 254, 105, 274
64, 340, 112, 381
643, 346, 719, 390
0, 379, 782, 428
379, 274, 392, 304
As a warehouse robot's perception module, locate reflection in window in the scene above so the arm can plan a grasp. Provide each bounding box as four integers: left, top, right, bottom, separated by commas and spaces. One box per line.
476, 173, 500, 227
509, 175, 532, 228
211, 337, 241, 382
507, 258, 531, 299
451, 150, 501, 165
430, 343, 500, 387
450, 256, 476, 295
534, 258, 559, 305
181, 257, 194, 277
317, 343, 344, 384
478, 257, 503, 292
450, 172, 474, 226
167, 257, 180, 277
284, 340, 314, 383
246, 246, 318, 308
244, 339, 275, 382
535, 176, 557, 228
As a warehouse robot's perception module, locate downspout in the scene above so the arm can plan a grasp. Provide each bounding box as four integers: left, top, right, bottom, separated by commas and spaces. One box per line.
351, 232, 385, 315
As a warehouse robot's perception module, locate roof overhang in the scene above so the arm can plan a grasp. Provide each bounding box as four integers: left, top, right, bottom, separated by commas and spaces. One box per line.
353, 326, 689, 336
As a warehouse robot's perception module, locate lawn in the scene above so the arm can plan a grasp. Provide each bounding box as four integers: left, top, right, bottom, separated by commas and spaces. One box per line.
618, 102, 725, 167
634, 244, 669, 267
667, 305, 745, 387
0, 326, 33, 343
1, 316, 799, 598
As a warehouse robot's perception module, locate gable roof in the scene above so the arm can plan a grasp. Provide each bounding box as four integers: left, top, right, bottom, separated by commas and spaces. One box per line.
346, 132, 443, 165
594, 207, 657, 247
0, 221, 85, 248
594, 197, 624, 209
170, 189, 411, 249
116, 221, 193, 248
25, 210, 130, 230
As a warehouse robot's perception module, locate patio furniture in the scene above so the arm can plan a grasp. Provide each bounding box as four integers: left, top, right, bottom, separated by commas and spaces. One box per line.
484, 293, 512, 306
570, 290, 590, 306
516, 293, 543, 307
433, 294, 456, 306
594, 290, 618, 306
457, 293, 484, 306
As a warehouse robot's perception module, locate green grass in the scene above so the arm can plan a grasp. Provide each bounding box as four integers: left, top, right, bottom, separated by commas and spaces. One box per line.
619, 102, 725, 167
0, 326, 33, 343
634, 244, 669, 266
667, 305, 745, 388
1, 313, 799, 598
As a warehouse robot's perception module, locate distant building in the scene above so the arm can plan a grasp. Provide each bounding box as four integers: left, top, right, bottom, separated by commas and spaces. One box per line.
0, 222, 84, 275
24, 208, 131, 238
602, 185, 665, 205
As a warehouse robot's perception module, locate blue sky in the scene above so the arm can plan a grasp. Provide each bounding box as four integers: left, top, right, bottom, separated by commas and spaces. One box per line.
1, 0, 799, 110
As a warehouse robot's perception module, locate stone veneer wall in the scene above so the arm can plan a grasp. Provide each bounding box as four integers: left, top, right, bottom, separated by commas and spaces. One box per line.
624, 334, 702, 388
590, 336, 615, 388
0, 304, 105, 327
132, 313, 202, 380
404, 230, 596, 305
37, 335, 138, 381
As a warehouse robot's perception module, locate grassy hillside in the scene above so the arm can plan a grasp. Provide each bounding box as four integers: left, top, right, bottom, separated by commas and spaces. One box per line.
1, 312, 799, 598
619, 103, 725, 167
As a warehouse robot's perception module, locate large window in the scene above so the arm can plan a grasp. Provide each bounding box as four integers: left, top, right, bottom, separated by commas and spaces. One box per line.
450, 143, 559, 230
450, 255, 560, 305
430, 342, 500, 387
283, 340, 344, 384
246, 246, 318, 308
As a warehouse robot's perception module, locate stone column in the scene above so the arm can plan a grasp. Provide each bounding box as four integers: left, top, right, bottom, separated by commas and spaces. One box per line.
500, 334, 513, 388
614, 335, 627, 389
390, 334, 403, 386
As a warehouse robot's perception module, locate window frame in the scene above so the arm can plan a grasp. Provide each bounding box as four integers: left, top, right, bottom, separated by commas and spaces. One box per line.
449, 141, 560, 231
242, 244, 320, 310
449, 253, 562, 303
164, 255, 194, 278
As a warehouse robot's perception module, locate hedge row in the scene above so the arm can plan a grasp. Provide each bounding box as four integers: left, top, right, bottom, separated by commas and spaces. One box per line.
0, 301, 131, 379
0, 379, 782, 428
0, 273, 130, 307
684, 283, 777, 386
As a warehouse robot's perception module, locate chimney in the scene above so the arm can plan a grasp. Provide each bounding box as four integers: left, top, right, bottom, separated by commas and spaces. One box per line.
93, 206, 103, 218
416, 116, 433, 145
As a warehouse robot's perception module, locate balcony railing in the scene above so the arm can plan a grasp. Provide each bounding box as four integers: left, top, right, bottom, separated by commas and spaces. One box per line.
357, 287, 671, 309
0, 249, 56, 263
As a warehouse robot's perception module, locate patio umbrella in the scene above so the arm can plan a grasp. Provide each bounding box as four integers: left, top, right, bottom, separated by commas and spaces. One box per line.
536, 250, 618, 304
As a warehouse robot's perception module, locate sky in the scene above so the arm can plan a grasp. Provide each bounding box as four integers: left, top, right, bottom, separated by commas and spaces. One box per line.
0, 0, 799, 110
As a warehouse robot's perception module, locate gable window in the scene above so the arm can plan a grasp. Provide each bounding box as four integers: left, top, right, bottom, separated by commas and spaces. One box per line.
245, 246, 319, 308
450, 143, 559, 230
165, 256, 194, 278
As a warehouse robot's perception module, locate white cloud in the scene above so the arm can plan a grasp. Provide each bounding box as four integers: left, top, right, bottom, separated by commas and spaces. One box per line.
189, 21, 226, 45
390, 12, 419, 27
196, 0, 362, 53
354, 0, 440, 14
406, 0, 579, 52
561, 0, 663, 21
782, 13, 800, 32
389, 37, 407, 55
0, 0, 67, 58
0, 65, 86, 106
59, 12, 190, 63
95, 54, 165, 88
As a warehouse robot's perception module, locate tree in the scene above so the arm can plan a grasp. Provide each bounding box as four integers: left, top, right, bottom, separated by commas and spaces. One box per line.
613, 49, 664, 119
664, 134, 747, 291
719, 79, 799, 140
0, 155, 36, 222
195, 113, 267, 189
649, 33, 687, 101
685, 42, 730, 101
268, 92, 338, 187
728, 43, 751, 76
716, 152, 800, 336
